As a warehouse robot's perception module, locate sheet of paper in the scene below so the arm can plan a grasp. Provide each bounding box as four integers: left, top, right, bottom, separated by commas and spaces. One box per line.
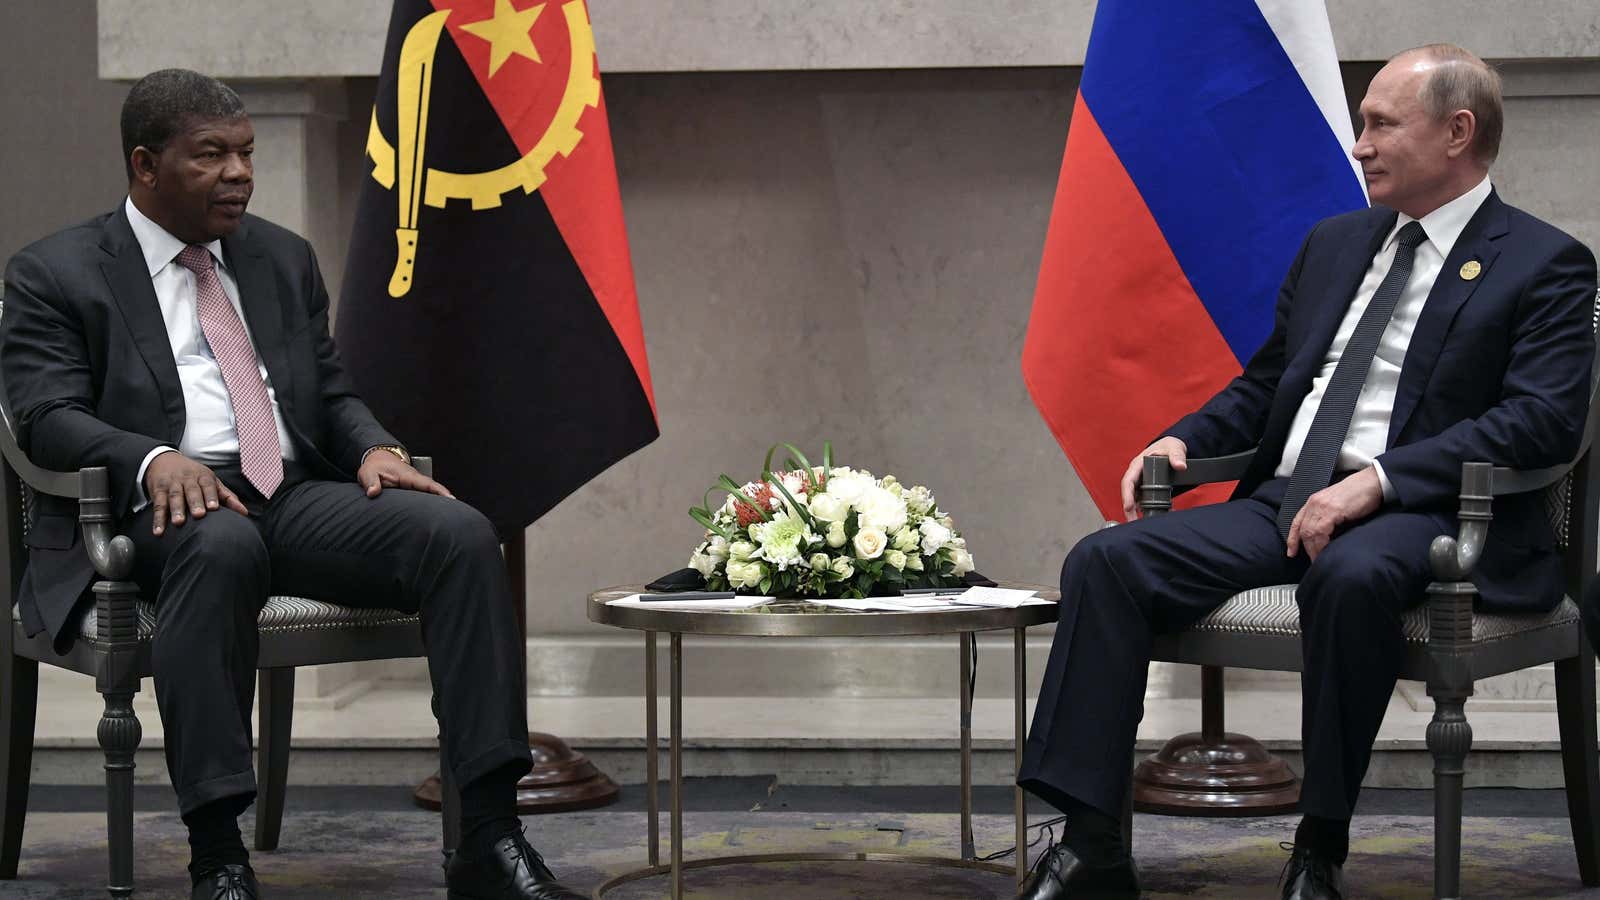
803, 596, 975, 612
949, 586, 1053, 608
606, 594, 776, 610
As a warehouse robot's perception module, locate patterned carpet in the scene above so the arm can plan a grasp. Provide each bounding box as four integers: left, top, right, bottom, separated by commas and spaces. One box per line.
6, 788, 1600, 897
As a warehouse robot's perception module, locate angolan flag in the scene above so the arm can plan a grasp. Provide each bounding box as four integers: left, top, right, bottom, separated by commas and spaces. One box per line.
340, 0, 657, 536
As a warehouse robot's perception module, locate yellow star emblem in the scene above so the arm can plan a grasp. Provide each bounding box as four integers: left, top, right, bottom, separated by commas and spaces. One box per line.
460, 0, 545, 77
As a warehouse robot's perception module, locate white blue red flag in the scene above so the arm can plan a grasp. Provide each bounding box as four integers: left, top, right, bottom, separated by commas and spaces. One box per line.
1022, 0, 1366, 518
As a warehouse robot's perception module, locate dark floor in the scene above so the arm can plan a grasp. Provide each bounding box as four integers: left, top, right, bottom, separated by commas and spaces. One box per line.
8, 782, 1600, 898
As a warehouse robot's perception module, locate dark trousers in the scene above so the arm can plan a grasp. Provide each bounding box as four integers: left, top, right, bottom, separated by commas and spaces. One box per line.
1018, 477, 1442, 823
124, 464, 532, 815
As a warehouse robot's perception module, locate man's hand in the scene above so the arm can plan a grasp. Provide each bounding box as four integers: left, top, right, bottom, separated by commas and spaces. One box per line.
1119, 436, 1189, 522
145, 451, 249, 536
1286, 466, 1385, 561
357, 448, 454, 499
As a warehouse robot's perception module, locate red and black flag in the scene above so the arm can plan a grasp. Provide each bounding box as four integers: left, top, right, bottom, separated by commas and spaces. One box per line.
339, 0, 657, 536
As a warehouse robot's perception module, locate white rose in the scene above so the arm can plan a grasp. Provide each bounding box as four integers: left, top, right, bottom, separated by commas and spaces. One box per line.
830, 556, 854, 579
919, 519, 953, 555
853, 527, 887, 560
856, 486, 908, 533
809, 552, 831, 570
729, 541, 757, 562
808, 491, 850, 523
885, 549, 907, 570
725, 560, 765, 589
690, 552, 718, 578
950, 549, 975, 577
826, 521, 847, 548
905, 554, 925, 572
891, 527, 918, 552
707, 536, 730, 560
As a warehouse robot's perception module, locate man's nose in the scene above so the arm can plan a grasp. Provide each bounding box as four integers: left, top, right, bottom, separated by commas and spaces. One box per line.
223, 153, 252, 181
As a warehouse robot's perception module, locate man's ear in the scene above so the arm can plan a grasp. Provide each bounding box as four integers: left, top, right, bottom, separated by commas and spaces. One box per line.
1444, 109, 1477, 160
129, 146, 160, 189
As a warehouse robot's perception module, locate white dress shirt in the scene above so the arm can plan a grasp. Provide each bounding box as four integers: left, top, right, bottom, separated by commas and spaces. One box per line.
1274, 176, 1494, 500
125, 197, 295, 506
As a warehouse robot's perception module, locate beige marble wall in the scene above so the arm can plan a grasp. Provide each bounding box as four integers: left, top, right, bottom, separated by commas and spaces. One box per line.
96, 0, 1600, 77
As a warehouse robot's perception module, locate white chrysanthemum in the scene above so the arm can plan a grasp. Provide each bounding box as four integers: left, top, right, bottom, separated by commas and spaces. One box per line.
749, 511, 819, 570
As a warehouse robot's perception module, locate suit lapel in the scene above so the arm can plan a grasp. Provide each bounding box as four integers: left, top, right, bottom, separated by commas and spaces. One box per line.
1387, 193, 1508, 443
1283, 211, 1396, 396
97, 208, 186, 441
222, 223, 294, 416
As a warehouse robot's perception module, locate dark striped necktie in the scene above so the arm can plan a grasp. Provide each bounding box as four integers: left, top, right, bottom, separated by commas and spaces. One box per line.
1277, 220, 1427, 540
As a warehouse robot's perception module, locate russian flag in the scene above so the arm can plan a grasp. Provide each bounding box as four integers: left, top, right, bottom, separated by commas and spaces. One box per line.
1022, 0, 1367, 519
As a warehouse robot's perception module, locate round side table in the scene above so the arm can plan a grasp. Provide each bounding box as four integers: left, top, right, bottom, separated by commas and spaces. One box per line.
587, 584, 1059, 899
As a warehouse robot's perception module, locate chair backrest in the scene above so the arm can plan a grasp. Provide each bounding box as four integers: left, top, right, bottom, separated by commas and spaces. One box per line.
1555, 287, 1600, 601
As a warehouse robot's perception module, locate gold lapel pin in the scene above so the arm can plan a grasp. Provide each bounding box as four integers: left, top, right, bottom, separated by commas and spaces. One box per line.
1460, 260, 1482, 281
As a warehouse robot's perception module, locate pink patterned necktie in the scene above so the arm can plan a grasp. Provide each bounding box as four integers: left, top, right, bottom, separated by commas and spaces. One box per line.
175, 245, 284, 498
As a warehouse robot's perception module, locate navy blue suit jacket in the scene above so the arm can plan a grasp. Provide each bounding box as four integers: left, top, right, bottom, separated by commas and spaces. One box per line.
1165, 191, 1597, 612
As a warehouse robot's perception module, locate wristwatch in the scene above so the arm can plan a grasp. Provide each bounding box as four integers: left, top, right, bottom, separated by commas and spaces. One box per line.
367, 444, 411, 466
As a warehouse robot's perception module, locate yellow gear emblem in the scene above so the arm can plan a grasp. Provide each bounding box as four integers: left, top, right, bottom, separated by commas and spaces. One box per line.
365, 0, 601, 297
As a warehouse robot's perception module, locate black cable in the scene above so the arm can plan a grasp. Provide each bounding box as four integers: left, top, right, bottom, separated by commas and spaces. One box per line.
978, 814, 1069, 863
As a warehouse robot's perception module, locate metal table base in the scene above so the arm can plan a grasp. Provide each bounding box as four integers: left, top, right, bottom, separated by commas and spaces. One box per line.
593, 627, 1032, 899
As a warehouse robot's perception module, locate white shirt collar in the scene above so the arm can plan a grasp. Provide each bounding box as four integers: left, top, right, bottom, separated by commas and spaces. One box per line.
1386, 174, 1493, 261
123, 196, 225, 277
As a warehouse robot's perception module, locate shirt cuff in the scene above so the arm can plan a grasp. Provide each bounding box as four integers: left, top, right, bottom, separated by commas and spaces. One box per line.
132, 446, 180, 513
1372, 460, 1397, 503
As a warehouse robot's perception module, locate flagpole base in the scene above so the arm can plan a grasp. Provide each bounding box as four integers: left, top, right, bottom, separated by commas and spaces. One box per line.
414, 732, 620, 813
1131, 731, 1300, 816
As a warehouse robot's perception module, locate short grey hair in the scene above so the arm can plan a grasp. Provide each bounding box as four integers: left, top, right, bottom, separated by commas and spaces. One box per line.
120, 68, 247, 181
1398, 44, 1503, 166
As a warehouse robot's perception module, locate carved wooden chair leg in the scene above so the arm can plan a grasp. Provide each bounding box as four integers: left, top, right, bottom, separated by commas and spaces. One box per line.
255, 667, 295, 852
95, 580, 143, 899
1555, 638, 1600, 885
1424, 670, 1471, 900
0, 652, 38, 878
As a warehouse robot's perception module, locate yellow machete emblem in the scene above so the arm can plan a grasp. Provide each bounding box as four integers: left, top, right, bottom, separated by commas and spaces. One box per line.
365, 0, 600, 298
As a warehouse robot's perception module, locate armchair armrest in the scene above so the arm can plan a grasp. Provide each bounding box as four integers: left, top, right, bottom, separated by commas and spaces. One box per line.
0, 404, 132, 581
1138, 449, 1256, 517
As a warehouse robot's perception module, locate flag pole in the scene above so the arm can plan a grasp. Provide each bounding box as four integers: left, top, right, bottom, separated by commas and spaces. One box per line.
413, 531, 619, 813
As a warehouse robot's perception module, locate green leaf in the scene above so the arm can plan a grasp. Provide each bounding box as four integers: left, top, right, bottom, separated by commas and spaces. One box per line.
762, 471, 816, 527
688, 507, 731, 540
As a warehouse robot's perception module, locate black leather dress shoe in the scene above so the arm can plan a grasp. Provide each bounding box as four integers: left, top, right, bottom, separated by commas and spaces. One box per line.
1015, 842, 1140, 899
444, 829, 585, 899
191, 863, 259, 900
1281, 844, 1344, 900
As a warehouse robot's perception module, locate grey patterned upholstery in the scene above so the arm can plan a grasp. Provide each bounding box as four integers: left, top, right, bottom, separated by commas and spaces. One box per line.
1190, 584, 1581, 644
13, 597, 418, 643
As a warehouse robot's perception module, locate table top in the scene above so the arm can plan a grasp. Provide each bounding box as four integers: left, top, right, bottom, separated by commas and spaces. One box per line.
587, 583, 1060, 637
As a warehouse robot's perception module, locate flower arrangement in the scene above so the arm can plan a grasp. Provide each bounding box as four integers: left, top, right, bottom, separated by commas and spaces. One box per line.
687, 442, 975, 599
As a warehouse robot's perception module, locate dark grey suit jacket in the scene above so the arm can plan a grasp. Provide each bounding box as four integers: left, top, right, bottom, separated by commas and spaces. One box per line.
0, 207, 398, 645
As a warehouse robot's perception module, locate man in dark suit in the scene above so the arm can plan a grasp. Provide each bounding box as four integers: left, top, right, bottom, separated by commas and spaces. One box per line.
1016, 45, 1597, 900
0, 69, 583, 900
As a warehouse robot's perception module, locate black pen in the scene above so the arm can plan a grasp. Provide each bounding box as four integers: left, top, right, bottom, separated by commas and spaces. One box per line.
900, 587, 968, 595
637, 591, 740, 602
